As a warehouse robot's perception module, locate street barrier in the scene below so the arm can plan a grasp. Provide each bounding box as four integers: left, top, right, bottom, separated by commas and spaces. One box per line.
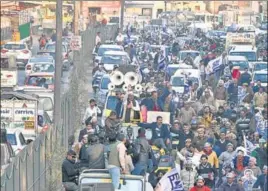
0, 24, 119, 191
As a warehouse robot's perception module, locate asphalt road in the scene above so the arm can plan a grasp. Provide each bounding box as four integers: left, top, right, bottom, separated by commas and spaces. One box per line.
17, 35, 72, 93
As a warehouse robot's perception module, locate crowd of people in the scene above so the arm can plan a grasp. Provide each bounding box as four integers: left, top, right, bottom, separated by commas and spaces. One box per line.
61, 25, 267, 191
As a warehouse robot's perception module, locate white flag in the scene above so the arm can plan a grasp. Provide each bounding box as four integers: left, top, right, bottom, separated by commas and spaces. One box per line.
154, 168, 184, 191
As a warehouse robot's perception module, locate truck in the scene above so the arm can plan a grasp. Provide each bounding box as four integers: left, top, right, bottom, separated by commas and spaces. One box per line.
0, 92, 39, 141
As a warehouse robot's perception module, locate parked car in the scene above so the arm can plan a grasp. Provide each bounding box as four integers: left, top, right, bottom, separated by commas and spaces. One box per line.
25, 72, 54, 91
0, 129, 15, 172
6, 129, 27, 154
1, 42, 32, 69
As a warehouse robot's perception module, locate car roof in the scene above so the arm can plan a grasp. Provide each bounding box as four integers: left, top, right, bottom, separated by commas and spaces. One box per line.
227, 55, 248, 61
173, 69, 200, 77
5, 42, 26, 45
253, 70, 268, 74
29, 56, 54, 62
6, 128, 22, 134
179, 50, 200, 53
103, 51, 128, 56
28, 72, 54, 76
230, 45, 257, 52
99, 44, 122, 49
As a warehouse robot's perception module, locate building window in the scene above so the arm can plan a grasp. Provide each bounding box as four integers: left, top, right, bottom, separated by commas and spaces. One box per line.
89, 7, 101, 15
142, 8, 152, 16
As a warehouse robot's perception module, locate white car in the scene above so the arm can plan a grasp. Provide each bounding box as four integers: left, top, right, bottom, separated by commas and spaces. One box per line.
6, 129, 27, 154
252, 69, 268, 87
25, 55, 54, 76
92, 44, 124, 65
101, 51, 131, 72
1, 42, 32, 69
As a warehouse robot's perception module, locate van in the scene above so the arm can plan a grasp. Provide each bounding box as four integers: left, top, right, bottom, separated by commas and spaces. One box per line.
228, 45, 258, 63
79, 169, 153, 191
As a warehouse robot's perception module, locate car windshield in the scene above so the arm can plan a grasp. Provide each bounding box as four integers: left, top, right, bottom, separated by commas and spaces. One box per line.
29, 57, 53, 63
254, 64, 267, 71
33, 63, 55, 73
260, 23, 268, 30
253, 74, 267, 83
100, 77, 111, 89
97, 48, 121, 56
4, 44, 26, 50
229, 52, 256, 61
27, 76, 54, 85
188, 77, 199, 84
231, 61, 249, 70
102, 55, 123, 65
7, 134, 17, 145
167, 67, 179, 76
45, 44, 67, 52
172, 77, 185, 86
179, 52, 199, 60
106, 96, 119, 111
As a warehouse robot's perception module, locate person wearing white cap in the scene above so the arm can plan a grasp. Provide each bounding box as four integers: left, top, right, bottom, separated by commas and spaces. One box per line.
218, 172, 244, 190
214, 79, 228, 110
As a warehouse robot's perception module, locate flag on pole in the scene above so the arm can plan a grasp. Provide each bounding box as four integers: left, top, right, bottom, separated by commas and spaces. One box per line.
208, 57, 222, 73
154, 168, 185, 191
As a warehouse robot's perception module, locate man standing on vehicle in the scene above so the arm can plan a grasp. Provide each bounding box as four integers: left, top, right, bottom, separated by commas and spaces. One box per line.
138, 116, 171, 153
132, 128, 152, 175
107, 133, 127, 191
62, 150, 79, 191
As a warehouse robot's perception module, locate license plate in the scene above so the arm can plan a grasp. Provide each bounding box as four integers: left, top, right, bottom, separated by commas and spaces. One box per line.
24, 121, 34, 129
172, 141, 179, 144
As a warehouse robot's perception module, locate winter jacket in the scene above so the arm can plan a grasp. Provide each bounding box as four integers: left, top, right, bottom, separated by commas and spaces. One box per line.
218, 182, 244, 191
218, 151, 236, 167
181, 168, 197, 191
62, 158, 79, 183
138, 122, 170, 141
253, 174, 268, 191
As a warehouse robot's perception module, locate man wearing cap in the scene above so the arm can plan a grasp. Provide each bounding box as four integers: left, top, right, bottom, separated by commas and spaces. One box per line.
62, 150, 79, 191
189, 176, 211, 191
214, 80, 228, 110
218, 142, 236, 167
253, 165, 268, 191
253, 87, 267, 108
218, 172, 244, 190
83, 99, 101, 123
181, 160, 198, 191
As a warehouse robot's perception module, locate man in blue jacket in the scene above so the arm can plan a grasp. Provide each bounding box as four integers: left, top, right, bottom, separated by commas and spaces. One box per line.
138, 116, 171, 153
141, 84, 171, 111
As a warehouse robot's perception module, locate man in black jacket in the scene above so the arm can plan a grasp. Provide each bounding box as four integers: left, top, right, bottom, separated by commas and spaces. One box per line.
62, 150, 79, 191
132, 128, 152, 175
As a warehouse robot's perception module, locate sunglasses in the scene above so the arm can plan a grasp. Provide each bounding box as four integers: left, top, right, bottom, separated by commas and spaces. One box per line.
71, 155, 76, 159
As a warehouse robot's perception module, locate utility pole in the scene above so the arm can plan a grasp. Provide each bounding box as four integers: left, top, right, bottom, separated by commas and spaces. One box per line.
165, 0, 167, 12
120, 0, 125, 31
54, 0, 62, 125
73, 0, 79, 35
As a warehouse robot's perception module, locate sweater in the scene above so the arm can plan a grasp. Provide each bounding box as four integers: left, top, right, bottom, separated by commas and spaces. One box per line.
201, 150, 219, 168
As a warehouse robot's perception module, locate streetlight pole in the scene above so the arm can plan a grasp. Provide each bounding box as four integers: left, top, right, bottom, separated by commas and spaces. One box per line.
54, 0, 62, 125
120, 0, 125, 31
